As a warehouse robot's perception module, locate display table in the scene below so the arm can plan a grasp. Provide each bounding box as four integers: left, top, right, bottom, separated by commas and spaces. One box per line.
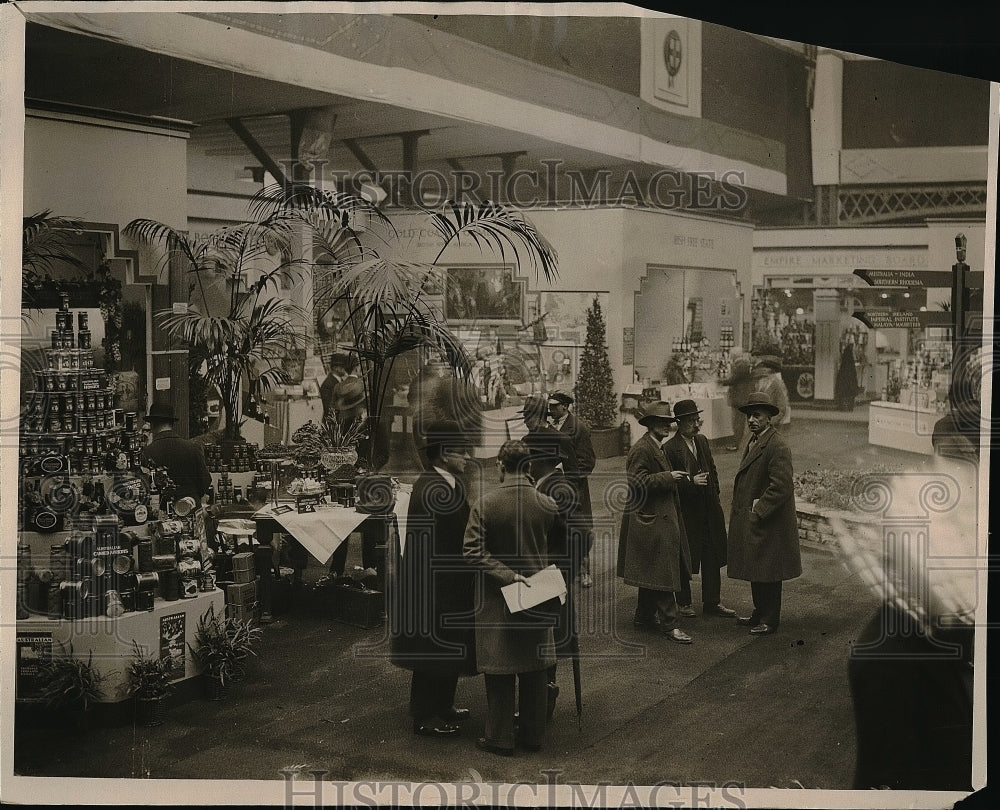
15, 589, 225, 703
253, 490, 411, 565
868, 400, 938, 455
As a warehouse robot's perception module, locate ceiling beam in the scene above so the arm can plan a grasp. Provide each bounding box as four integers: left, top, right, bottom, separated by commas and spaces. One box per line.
225, 116, 287, 187
342, 138, 379, 173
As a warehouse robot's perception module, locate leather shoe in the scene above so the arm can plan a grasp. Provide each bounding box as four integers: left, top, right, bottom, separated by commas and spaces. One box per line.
704, 604, 737, 618
678, 605, 697, 618
445, 707, 470, 722
516, 737, 543, 752
736, 615, 755, 626
666, 627, 693, 644
749, 623, 776, 636
413, 719, 460, 738
476, 737, 514, 756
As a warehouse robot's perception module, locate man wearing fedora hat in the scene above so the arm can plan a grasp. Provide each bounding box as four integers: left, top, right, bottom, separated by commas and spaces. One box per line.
389, 420, 477, 739
616, 402, 694, 644
752, 356, 790, 430
727, 392, 801, 636
547, 390, 596, 588
142, 402, 212, 503
664, 399, 736, 619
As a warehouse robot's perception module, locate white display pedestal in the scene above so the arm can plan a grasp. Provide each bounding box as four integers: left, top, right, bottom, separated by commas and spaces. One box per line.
867, 400, 938, 455
15, 590, 225, 703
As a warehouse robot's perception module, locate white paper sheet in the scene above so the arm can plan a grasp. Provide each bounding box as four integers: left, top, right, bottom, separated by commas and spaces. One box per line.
500, 564, 567, 613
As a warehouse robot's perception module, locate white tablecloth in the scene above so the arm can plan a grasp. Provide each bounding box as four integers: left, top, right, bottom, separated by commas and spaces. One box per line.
253, 490, 410, 565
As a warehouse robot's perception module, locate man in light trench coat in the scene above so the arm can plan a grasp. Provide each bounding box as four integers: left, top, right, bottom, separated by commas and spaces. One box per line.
727, 392, 802, 635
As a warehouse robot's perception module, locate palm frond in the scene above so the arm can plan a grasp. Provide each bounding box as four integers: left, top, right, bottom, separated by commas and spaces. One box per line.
427, 200, 559, 281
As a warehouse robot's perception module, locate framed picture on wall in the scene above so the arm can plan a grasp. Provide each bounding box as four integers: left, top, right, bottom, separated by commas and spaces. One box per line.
444, 265, 524, 325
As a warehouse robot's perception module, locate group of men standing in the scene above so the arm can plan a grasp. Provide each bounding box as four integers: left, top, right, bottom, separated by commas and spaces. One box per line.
386, 387, 800, 756
617, 390, 801, 641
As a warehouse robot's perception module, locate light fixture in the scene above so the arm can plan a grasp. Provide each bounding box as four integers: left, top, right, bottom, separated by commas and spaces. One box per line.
919, 306, 927, 312
795, 307, 804, 315
903, 292, 910, 298
880, 292, 889, 299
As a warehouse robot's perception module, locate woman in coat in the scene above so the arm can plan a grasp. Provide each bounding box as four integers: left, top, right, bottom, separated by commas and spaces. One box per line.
388, 421, 477, 738
616, 401, 693, 644
834, 343, 860, 411
463, 439, 559, 755
727, 392, 801, 635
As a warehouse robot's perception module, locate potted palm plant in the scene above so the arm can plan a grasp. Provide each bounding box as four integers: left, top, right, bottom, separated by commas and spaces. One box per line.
36, 647, 106, 730
248, 185, 559, 469
188, 602, 263, 700
125, 640, 175, 727
123, 212, 309, 443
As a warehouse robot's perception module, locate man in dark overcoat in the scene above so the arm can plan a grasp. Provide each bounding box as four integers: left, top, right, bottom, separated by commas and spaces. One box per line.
142, 403, 211, 503
616, 401, 693, 644
388, 420, 477, 738
463, 439, 559, 755
548, 391, 596, 587
663, 399, 737, 618
727, 392, 801, 635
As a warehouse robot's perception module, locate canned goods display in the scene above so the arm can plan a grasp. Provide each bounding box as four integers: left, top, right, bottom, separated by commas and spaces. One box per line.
105, 590, 125, 618
118, 589, 136, 612
78, 330, 92, 350
56, 311, 72, 331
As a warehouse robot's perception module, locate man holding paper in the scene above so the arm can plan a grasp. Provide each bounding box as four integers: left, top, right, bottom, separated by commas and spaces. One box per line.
463, 439, 562, 756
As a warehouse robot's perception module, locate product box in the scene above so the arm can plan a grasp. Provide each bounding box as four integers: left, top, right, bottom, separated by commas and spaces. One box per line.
225, 581, 257, 606
231, 552, 255, 572
233, 567, 256, 585
334, 584, 384, 629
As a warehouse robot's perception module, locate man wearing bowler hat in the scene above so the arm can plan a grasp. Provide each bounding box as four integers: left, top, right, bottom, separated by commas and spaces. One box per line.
616, 402, 693, 644
727, 392, 801, 635
663, 399, 737, 619
141, 402, 212, 503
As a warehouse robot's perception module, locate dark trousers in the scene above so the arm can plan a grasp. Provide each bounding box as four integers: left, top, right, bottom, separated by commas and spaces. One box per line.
328, 514, 392, 578
636, 587, 678, 627
483, 670, 548, 749
409, 670, 459, 724
749, 581, 783, 627
678, 546, 723, 608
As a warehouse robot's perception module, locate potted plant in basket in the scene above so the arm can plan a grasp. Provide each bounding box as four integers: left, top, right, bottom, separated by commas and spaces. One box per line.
125, 640, 175, 727
188, 602, 263, 700
576, 296, 622, 458
36, 647, 106, 730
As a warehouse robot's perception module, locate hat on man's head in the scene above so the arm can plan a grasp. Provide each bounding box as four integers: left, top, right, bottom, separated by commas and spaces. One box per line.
548, 390, 574, 407
146, 402, 179, 423
422, 419, 473, 452
332, 377, 366, 412
672, 399, 703, 420
637, 401, 677, 426
522, 430, 566, 463
738, 392, 780, 416
517, 394, 550, 418
753, 355, 782, 372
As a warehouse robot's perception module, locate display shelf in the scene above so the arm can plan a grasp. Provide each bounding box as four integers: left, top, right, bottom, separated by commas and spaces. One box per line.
15, 589, 225, 703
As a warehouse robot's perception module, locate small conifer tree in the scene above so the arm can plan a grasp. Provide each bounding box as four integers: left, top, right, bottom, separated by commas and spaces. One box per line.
576, 296, 617, 428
